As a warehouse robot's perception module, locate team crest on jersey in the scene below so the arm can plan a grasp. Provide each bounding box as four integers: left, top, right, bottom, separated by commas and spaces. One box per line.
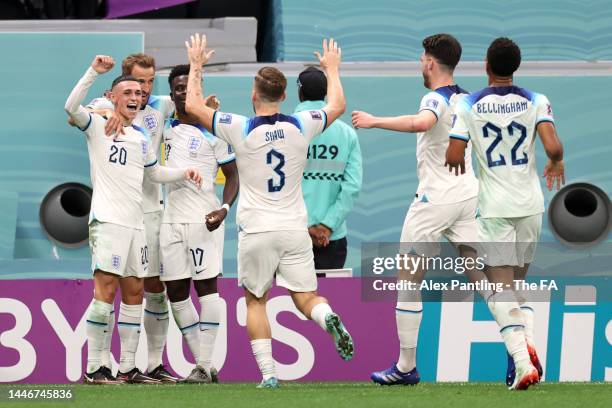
219, 113, 232, 124
309, 110, 322, 120
188, 136, 202, 156
111, 255, 121, 270
425, 99, 439, 109
143, 114, 158, 130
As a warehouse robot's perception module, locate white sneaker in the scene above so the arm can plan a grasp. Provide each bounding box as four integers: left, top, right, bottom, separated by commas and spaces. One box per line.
509, 361, 539, 390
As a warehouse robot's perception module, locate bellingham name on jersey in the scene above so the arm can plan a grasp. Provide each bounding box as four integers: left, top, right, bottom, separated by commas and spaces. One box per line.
450, 86, 554, 218
475, 100, 529, 115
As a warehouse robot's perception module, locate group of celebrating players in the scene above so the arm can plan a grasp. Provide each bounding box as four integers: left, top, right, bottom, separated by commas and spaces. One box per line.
65, 31, 563, 391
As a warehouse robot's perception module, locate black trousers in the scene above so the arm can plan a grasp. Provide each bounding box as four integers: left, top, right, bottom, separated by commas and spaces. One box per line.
313, 237, 347, 275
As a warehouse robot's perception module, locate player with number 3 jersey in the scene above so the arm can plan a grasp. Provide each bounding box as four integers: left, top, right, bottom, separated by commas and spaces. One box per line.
183, 33, 354, 388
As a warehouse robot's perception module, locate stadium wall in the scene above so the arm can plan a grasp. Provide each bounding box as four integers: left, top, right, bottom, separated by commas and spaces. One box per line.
279, 0, 612, 61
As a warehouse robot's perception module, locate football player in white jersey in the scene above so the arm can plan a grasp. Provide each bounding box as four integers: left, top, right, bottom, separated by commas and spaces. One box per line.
352, 34, 486, 386
65, 55, 202, 384
446, 37, 564, 390
76, 54, 178, 382
160, 64, 239, 383
183, 34, 353, 388
82, 55, 221, 381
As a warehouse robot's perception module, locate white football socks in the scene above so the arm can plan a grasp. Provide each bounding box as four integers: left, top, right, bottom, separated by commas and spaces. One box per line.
516, 288, 535, 345
487, 291, 530, 365
100, 306, 114, 369
198, 293, 222, 371
251, 339, 276, 381
86, 299, 113, 374
395, 301, 422, 373
144, 291, 169, 372
118, 302, 143, 373
170, 298, 200, 363
310, 302, 333, 331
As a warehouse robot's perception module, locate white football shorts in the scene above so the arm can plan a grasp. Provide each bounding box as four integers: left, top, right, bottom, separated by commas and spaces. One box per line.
237, 230, 316, 298
400, 196, 478, 256
89, 221, 147, 278
477, 214, 542, 267
159, 223, 223, 281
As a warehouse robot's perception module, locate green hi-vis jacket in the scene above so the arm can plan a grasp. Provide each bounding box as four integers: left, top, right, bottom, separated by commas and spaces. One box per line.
295, 100, 363, 241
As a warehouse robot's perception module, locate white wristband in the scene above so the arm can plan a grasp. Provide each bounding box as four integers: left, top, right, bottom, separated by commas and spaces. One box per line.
221, 203, 230, 212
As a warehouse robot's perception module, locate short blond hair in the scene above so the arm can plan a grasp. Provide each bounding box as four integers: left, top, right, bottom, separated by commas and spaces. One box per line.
254, 67, 287, 103
122, 53, 156, 75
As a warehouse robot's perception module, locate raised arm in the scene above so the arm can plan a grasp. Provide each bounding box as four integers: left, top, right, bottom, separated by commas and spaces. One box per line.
65, 55, 114, 130
317, 39, 346, 127
351, 110, 437, 133
185, 33, 216, 132
537, 121, 565, 190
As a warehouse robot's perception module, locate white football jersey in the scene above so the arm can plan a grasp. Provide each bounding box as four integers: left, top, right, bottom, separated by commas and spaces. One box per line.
83, 114, 158, 229
162, 120, 235, 223
415, 85, 478, 204
88, 95, 175, 213
450, 86, 555, 218
213, 110, 326, 233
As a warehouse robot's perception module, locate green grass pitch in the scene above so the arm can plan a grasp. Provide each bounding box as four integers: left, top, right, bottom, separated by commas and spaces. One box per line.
1, 382, 610, 408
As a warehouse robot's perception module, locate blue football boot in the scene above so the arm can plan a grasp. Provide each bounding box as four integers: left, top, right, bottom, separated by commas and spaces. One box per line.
506, 353, 516, 386
371, 363, 420, 386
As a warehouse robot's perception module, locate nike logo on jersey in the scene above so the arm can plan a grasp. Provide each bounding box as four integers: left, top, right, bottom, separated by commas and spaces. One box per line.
195, 269, 204, 274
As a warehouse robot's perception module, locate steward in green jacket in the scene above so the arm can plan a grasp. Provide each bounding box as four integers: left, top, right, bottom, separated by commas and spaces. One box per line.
295, 67, 363, 271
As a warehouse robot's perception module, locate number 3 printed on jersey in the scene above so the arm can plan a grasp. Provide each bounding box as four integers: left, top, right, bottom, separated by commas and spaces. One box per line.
267, 149, 285, 192
483, 121, 528, 168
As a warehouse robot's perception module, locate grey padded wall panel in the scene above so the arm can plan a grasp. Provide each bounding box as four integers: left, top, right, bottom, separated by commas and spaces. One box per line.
0, 18, 258, 67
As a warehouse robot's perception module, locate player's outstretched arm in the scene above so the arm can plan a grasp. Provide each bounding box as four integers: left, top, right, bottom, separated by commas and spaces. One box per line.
185, 33, 216, 133
445, 138, 467, 175
145, 163, 202, 188
65, 55, 114, 130
537, 122, 565, 190
351, 110, 436, 133
205, 160, 239, 231
317, 38, 346, 127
